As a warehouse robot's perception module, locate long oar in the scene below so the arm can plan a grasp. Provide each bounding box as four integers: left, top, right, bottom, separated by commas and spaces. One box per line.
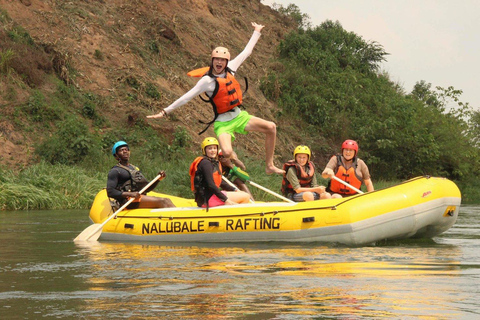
221, 176, 254, 203
229, 166, 294, 203
247, 180, 295, 204
332, 176, 364, 194
74, 173, 163, 242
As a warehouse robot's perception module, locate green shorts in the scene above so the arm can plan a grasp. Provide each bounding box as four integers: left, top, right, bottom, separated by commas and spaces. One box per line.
214, 110, 252, 141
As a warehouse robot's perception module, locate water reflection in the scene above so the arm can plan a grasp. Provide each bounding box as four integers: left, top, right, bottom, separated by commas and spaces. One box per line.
73, 241, 466, 318
1, 207, 479, 318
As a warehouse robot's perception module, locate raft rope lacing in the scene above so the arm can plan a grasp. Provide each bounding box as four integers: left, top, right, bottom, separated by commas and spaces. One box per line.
114, 176, 428, 220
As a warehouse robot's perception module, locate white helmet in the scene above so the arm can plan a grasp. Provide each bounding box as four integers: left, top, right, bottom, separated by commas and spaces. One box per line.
211, 46, 230, 60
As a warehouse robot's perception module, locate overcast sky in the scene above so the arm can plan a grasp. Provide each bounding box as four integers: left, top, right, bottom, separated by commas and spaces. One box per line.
262, 0, 480, 110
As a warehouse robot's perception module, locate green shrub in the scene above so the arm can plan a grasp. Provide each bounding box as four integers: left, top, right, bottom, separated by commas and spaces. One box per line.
23, 90, 61, 123
0, 48, 14, 75
93, 49, 104, 60
145, 82, 161, 100
36, 116, 103, 165
262, 20, 477, 181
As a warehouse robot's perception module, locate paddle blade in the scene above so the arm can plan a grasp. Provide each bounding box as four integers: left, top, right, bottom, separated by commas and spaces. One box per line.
231, 166, 250, 182
73, 223, 103, 242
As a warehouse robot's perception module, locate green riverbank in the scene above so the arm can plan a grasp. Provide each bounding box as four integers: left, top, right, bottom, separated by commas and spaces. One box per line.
1, 160, 478, 211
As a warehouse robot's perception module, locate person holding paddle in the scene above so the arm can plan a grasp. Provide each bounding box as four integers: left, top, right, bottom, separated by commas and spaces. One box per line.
218, 149, 254, 201
107, 141, 175, 209
281, 145, 333, 202
190, 137, 250, 208
322, 139, 374, 197
147, 22, 284, 176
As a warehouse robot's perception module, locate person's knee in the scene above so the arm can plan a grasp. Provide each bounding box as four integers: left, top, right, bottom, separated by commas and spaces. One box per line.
266, 121, 276, 133
155, 197, 175, 208
240, 192, 250, 203
162, 198, 175, 208
220, 146, 233, 158
302, 192, 314, 202
320, 192, 332, 199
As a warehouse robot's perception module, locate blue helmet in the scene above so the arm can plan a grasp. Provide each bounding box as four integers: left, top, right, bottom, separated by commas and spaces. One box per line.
112, 141, 128, 156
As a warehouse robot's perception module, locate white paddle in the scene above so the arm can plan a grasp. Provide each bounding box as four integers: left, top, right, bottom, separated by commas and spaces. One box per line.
74, 173, 163, 242
247, 180, 295, 203
228, 167, 294, 203
221, 176, 255, 203
332, 176, 364, 194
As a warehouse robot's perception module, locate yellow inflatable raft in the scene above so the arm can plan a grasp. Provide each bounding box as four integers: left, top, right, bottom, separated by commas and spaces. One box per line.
88, 176, 461, 245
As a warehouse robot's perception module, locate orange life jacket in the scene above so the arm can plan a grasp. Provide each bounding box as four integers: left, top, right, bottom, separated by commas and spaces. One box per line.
189, 156, 223, 192
281, 160, 315, 196
329, 155, 362, 195
188, 66, 246, 134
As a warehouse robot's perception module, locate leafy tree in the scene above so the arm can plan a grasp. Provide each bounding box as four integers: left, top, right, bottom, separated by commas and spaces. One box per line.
36, 116, 103, 165
262, 16, 479, 180
470, 110, 480, 148
271, 3, 311, 30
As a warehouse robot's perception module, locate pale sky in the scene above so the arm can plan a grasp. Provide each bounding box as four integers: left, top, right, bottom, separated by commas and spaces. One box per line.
262, 0, 480, 110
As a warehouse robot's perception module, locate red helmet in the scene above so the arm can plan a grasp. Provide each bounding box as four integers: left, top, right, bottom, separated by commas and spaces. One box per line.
341, 140, 358, 153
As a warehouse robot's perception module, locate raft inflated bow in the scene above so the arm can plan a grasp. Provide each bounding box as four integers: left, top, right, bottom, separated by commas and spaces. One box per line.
83, 176, 461, 245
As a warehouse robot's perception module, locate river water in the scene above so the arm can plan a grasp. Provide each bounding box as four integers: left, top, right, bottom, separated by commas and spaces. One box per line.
0, 206, 479, 319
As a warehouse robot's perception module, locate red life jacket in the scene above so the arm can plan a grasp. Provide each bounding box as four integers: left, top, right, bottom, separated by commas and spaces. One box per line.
189, 156, 223, 192
188, 66, 246, 134
281, 160, 315, 196
329, 155, 362, 195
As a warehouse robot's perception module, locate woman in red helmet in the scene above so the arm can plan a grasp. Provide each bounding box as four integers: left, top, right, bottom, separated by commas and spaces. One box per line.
322, 140, 374, 197
147, 22, 284, 176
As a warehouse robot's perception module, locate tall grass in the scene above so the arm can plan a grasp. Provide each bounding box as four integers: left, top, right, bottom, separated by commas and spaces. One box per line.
0, 48, 15, 75
0, 162, 104, 210
1, 157, 477, 211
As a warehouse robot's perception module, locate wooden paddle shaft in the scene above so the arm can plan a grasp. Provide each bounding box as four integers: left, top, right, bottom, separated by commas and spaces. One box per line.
331, 175, 364, 194
248, 180, 295, 203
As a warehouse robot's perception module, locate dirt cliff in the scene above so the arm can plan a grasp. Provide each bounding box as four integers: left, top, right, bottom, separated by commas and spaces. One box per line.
0, 0, 299, 168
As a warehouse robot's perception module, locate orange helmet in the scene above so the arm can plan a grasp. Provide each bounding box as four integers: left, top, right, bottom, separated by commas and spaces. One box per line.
211, 46, 230, 60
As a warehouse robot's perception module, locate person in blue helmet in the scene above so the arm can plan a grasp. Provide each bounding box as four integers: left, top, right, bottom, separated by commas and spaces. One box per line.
106, 141, 175, 209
